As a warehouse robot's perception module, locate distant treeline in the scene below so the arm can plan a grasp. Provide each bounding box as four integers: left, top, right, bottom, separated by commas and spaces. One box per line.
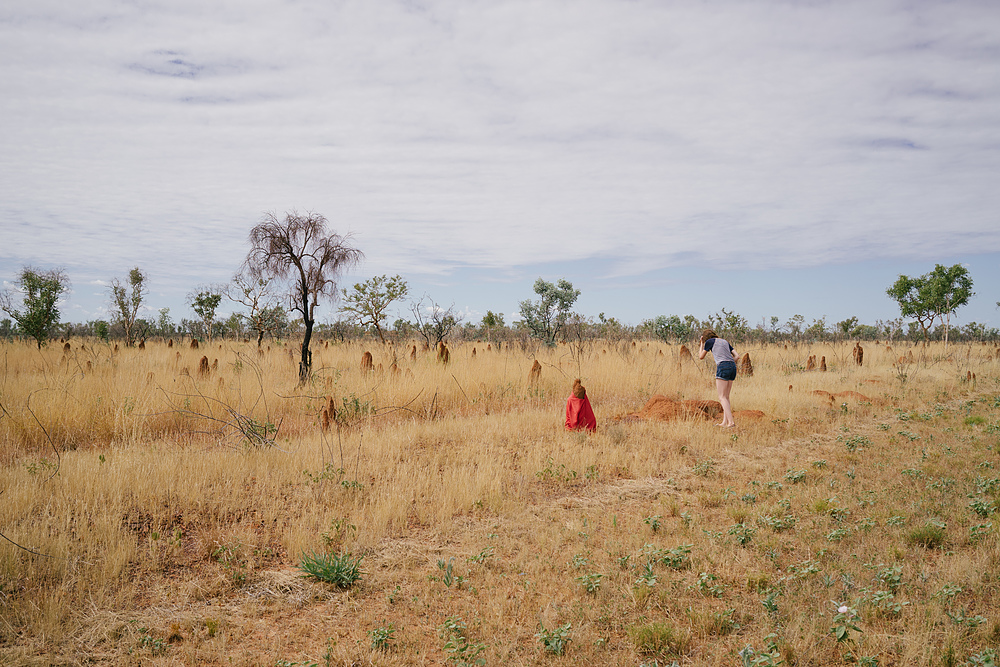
2, 309, 998, 346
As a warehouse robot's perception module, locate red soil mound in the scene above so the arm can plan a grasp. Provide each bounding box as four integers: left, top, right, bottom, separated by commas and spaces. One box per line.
734, 410, 765, 421
631, 395, 722, 422
834, 390, 871, 401
811, 389, 871, 402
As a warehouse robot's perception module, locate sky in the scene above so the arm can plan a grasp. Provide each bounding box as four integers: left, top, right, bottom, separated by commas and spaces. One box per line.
2, 0, 999, 331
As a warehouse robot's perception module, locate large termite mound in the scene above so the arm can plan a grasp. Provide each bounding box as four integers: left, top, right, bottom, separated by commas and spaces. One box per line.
621, 395, 767, 424
528, 360, 542, 386
629, 395, 723, 422
738, 353, 753, 377
811, 389, 871, 402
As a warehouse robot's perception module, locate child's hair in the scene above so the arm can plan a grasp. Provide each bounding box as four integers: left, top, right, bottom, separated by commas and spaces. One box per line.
700, 328, 718, 343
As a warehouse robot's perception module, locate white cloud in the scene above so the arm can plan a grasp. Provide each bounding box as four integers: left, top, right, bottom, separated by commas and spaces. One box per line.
2, 0, 1000, 323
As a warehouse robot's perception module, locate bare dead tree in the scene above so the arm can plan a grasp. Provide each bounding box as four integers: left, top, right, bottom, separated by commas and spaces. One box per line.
410, 294, 462, 348
245, 211, 363, 385
226, 271, 284, 347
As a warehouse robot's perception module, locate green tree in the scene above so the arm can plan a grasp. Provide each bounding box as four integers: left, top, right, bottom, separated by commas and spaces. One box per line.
887, 264, 974, 347
109, 267, 147, 347
784, 314, 805, 342
156, 308, 175, 336
837, 316, 859, 339
805, 316, 828, 342
94, 320, 110, 342
481, 310, 505, 343
188, 287, 224, 342
0, 267, 69, 348
339, 274, 409, 344
518, 278, 580, 345
245, 211, 363, 384
704, 308, 751, 343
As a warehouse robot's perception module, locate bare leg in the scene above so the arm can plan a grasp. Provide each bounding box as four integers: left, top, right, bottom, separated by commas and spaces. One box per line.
716, 378, 735, 427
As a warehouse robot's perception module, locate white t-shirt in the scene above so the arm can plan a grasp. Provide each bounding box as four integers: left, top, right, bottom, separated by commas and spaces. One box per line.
703, 338, 735, 364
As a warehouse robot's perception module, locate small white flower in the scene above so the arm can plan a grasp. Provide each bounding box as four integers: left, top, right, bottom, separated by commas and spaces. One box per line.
838, 605, 849, 614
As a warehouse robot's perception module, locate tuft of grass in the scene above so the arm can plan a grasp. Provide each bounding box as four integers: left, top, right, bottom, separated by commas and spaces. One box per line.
628, 622, 690, 659
906, 523, 946, 549
297, 550, 363, 587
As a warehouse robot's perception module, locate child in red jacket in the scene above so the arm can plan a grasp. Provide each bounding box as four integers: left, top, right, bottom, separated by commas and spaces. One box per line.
565, 379, 597, 432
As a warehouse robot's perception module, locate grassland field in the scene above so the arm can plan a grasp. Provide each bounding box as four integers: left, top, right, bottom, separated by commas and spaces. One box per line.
1, 337, 999, 666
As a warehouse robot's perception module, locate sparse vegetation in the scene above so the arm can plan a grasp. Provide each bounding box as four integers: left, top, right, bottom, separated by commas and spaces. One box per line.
1, 339, 999, 664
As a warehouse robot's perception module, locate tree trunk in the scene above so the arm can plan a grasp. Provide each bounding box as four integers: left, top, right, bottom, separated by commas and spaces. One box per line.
299, 318, 313, 386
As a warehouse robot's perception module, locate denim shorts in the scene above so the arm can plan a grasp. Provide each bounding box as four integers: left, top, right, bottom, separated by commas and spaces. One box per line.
716, 361, 737, 381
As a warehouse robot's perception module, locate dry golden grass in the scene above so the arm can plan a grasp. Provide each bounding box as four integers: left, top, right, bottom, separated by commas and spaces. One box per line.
1, 338, 999, 665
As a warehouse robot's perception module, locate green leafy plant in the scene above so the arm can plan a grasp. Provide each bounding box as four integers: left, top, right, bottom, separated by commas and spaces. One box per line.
826, 528, 849, 542
440, 617, 487, 666
334, 393, 374, 426
969, 499, 995, 518
761, 588, 781, 615
784, 469, 806, 484
136, 627, 167, 656
970, 522, 993, 542
966, 648, 997, 667
635, 561, 658, 588
945, 607, 987, 630
874, 564, 903, 591
297, 550, 363, 587
575, 572, 603, 594
866, 590, 906, 617
830, 603, 862, 644
695, 571, 725, 597
843, 435, 871, 453
368, 622, 395, 651
728, 522, 756, 546
535, 622, 572, 655
535, 457, 578, 483
212, 542, 248, 585
693, 459, 716, 477
467, 546, 494, 564
739, 644, 783, 666
758, 514, 796, 533
660, 544, 693, 570
321, 516, 357, 547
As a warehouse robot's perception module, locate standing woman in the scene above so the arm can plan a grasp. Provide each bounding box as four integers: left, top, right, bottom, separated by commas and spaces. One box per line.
698, 328, 737, 428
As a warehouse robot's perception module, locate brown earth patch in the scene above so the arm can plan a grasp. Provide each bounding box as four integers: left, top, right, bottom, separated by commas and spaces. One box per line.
627, 395, 722, 422
834, 390, 871, 401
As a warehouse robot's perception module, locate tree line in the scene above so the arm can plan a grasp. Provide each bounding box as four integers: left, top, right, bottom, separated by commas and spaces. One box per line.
3, 211, 996, 379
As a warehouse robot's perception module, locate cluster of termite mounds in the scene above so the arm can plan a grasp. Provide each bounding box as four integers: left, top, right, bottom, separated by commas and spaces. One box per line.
805, 355, 827, 372
319, 395, 337, 432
